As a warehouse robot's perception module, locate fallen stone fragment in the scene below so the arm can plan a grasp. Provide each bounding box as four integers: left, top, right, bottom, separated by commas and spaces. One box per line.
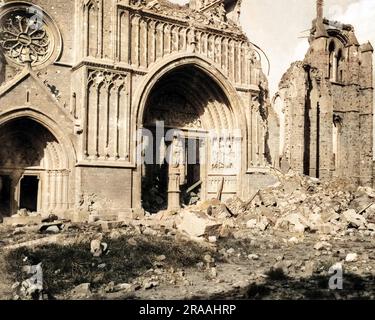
114, 283, 133, 292
45, 225, 61, 233
226, 248, 235, 255
342, 209, 367, 228
317, 223, 336, 234
314, 241, 332, 251
272, 260, 292, 275
248, 254, 259, 260
90, 239, 108, 257
39, 222, 64, 233
246, 219, 257, 229
142, 227, 158, 236
345, 253, 358, 262
288, 237, 300, 244
20, 263, 43, 299
143, 281, 159, 290
98, 220, 123, 232
71, 283, 92, 298
177, 211, 222, 238
276, 213, 308, 233
257, 216, 270, 231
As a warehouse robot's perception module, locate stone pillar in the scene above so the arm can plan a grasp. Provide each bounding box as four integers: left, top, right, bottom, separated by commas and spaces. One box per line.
167, 167, 181, 212
167, 135, 185, 212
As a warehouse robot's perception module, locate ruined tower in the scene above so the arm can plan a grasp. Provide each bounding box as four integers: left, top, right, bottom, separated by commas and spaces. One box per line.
274, 0, 374, 186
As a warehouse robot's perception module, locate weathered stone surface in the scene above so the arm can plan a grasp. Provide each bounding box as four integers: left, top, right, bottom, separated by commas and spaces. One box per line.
314, 241, 332, 251
90, 239, 108, 257
342, 210, 367, 229
70, 283, 92, 299
276, 213, 308, 233
177, 212, 222, 238
345, 253, 358, 262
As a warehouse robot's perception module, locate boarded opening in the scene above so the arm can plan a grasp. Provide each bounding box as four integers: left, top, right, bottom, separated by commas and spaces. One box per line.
19, 175, 39, 212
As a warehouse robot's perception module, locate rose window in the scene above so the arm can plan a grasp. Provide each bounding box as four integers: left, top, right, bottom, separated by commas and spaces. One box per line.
0, 6, 59, 68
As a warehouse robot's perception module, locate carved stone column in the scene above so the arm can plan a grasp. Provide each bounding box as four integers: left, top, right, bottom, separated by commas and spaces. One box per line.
167, 136, 185, 211
167, 167, 181, 212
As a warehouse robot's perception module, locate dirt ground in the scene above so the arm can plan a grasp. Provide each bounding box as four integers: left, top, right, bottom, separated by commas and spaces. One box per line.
1, 173, 375, 300
0, 220, 374, 300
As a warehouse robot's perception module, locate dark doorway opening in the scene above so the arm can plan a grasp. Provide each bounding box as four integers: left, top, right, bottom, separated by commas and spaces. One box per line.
19, 176, 39, 212
0, 175, 11, 217
141, 126, 169, 213
182, 137, 202, 206
141, 127, 203, 213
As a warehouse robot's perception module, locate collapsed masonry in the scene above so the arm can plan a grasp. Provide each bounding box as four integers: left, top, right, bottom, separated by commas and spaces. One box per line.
273, 4, 374, 187
0, 0, 373, 223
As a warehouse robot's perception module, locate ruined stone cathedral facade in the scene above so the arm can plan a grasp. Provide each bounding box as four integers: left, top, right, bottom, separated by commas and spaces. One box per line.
0, 0, 275, 220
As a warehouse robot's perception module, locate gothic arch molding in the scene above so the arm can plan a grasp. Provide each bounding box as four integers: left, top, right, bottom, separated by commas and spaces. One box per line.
133, 53, 246, 132
132, 53, 248, 210
0, 107, 76, 169
0, 107, 76, 215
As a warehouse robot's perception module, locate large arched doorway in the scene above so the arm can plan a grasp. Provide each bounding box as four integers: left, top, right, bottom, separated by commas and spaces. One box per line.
0, 118, 70, 216
140, 65, 241, 213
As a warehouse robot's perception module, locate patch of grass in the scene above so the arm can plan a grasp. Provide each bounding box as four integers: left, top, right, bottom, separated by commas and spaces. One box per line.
5, 234, 211, 297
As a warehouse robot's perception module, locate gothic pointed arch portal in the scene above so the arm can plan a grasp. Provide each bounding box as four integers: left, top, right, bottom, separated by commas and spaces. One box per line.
0, 117, 71, 216
140, 64, 242, 213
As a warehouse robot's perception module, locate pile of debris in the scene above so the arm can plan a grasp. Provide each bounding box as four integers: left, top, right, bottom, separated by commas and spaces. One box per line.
166, 171, 375, 240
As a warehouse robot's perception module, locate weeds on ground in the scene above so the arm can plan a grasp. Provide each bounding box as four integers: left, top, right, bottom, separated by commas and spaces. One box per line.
5, 234, 214, 296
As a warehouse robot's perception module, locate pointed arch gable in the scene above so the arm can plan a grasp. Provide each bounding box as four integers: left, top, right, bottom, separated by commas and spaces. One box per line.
0, 107, 76, 169
132, 53, 246, 132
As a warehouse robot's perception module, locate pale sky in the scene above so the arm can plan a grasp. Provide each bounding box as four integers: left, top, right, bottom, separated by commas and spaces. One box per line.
171, 0, 375, 95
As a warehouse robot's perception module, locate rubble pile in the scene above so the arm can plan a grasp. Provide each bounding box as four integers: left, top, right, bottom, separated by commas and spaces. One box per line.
169, 171, 375, 240
1, 171, 375, 300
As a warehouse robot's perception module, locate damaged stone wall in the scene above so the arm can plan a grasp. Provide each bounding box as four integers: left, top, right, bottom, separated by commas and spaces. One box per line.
274, 14, 374, 187
0, 0, 275, 220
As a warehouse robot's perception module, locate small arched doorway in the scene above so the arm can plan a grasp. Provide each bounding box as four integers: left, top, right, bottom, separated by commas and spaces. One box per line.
140, 64, 240, 213
0, 118, 70, 216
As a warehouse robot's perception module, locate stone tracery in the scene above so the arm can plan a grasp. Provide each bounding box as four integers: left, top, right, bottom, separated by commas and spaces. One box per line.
0, 10, 52, 66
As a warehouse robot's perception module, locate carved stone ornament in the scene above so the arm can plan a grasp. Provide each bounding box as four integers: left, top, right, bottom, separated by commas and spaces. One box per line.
128, 0, 242, 33
145, 93, 203, 129
0, 3, 61, 68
